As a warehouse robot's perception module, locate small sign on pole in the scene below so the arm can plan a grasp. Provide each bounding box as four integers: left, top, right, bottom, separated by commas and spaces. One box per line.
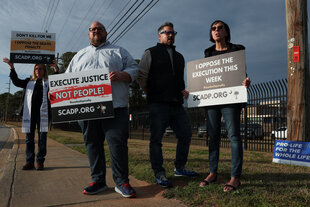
10, 31, 55, 64
293, 46, 300, 63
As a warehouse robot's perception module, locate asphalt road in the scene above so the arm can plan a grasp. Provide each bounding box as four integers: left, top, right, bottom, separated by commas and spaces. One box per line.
0, 124, 10, 151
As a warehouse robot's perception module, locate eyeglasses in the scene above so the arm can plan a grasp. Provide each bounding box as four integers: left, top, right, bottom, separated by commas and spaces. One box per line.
89, 27, 105, 32
159, 30, 177, 36
211, 25, 224, 31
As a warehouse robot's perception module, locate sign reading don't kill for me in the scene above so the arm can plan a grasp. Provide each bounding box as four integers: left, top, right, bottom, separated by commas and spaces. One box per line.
187, 50, 247, 108
10, 31, 55, 64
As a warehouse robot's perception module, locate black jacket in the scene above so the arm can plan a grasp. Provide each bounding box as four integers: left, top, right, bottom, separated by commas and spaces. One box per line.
146, 43, 185, 104
204, 43, 245, 58
10, 69, 51, 119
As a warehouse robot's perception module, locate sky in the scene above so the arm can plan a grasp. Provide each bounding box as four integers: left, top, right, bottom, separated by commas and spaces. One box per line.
0, 0, 309, 95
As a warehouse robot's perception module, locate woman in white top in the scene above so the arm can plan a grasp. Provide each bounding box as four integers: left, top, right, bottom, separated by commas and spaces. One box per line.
3, 57, 58, 170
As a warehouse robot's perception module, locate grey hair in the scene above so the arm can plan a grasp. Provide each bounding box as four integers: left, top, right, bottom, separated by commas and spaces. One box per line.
158, 22, 174, 33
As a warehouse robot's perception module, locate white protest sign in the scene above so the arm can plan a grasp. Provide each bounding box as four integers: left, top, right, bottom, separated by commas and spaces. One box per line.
187, 50, 247, 107
10, 31, 55, 64
49, 69, 113, 123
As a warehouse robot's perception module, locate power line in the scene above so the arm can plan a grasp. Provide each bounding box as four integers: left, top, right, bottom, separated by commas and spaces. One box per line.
4, 78, 11, 122
107, 0, 142, 40
42, 0, 56, 31
63, 0, 98, 51
95, 0, 118, 24
106, 0, 132, 30
41, 0, 53, 31
107, 0, 138, 35
68, 0, 130, 52
57, 0, 77, 40
112, 0, 159, 44
71, 0, 113, 52
59, 0, 159, 54
45, 0, 60, 32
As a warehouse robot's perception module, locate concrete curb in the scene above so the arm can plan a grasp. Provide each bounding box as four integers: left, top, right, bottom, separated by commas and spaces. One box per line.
0, 127, 19, 207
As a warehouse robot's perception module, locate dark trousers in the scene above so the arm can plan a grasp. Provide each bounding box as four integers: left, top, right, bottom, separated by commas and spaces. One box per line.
78, 108, 129, 186
25, 114, 47, 164
148, 103, 192, 177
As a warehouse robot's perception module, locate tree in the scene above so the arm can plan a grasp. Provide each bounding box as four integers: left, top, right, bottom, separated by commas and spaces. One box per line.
58, 52, 77, 73
129, 80, 147, 113
45, 51, 77, 74
128, 59, 147, 114
10, 90, 24, 116
0, 90, 24, 121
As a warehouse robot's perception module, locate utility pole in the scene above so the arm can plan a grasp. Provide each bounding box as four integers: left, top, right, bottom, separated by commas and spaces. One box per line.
286, 0, 309, 141
56, 52, 59, 72
5, 78, 11, 122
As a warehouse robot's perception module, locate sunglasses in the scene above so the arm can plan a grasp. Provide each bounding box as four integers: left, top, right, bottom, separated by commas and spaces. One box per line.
211, 25, 224, 31
159, 30, 177, 36
89, 27, 105, 32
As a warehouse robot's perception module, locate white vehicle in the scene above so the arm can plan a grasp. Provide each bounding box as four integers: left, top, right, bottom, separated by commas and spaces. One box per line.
271, 127, 287, 139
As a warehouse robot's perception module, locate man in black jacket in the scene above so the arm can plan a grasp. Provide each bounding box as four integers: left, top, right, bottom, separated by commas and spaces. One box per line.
137, 22, 197, 188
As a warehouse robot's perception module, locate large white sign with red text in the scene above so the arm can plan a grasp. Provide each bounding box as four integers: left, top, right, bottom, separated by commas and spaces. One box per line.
49, 69, 113, 123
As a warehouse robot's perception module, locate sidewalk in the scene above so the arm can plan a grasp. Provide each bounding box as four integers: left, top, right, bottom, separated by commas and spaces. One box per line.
0, 125, 185, 207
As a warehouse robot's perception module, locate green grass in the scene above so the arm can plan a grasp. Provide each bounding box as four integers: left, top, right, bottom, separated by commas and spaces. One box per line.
70, 145, 86, 154
46, 127, 310, 207
47, 129, 84, 145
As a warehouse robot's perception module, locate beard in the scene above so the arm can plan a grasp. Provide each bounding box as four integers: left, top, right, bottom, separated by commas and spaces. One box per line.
166, 38, 174, 46
90, 35, 105, 46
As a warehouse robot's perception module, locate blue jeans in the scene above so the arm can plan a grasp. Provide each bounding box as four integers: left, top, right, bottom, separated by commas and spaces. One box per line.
78, 108, 129, 186
149, 103, 192, 177
25, 115, 47, 164
205, 105, 243, 178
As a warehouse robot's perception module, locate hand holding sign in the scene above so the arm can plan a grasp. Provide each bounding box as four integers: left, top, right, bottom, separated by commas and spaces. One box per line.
49, 59, 59, 73
109, 71, 131, 82
242, 77, 251, 88
182, 90, 189, 99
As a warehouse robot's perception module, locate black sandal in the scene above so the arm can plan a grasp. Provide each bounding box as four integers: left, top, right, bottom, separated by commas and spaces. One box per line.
199, 175, 217, 187
223, 181, 241, 192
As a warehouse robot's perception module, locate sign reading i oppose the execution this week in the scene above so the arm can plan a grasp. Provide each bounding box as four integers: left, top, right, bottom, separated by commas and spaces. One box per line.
187, 50, 247, 108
